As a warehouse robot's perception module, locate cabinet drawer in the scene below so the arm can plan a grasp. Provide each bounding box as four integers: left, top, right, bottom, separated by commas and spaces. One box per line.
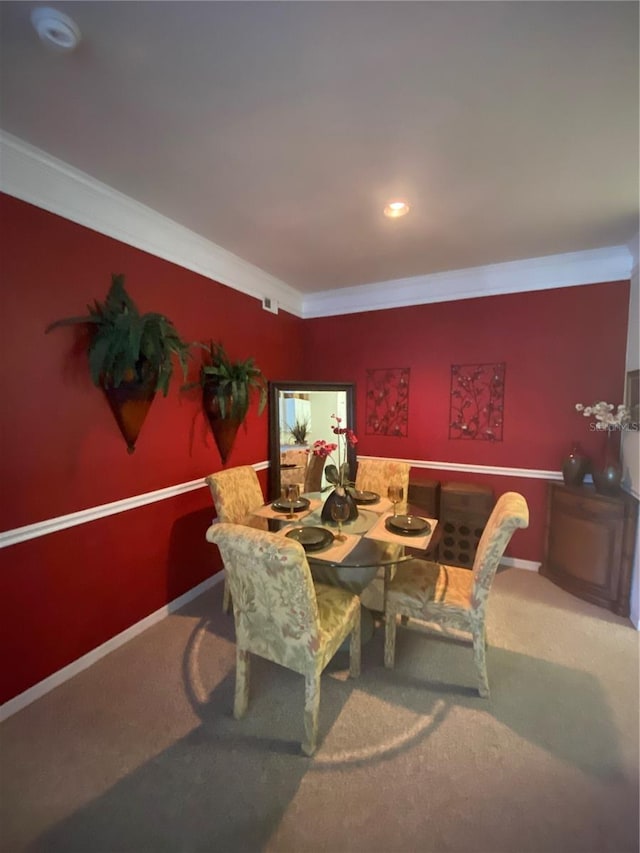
552, 487, 624, 524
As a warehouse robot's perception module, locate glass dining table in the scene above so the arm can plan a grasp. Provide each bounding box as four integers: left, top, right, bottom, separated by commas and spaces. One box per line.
252, 491, 439, 640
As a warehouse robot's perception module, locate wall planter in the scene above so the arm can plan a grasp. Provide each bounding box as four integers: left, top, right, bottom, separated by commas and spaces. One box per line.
184, 341, 267, 464
202, 382, 242, 464
103, 377, 157, 454
46, 274, 191, 453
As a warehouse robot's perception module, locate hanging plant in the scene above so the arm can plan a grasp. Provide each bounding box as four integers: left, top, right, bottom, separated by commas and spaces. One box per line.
183, 340, 267, 462
46, 273, 192, 451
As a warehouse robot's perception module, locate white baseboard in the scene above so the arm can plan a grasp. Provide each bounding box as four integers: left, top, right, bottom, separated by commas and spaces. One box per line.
0, 572, 224, 722
1, 553, 541, 719
499, 557, 541, 572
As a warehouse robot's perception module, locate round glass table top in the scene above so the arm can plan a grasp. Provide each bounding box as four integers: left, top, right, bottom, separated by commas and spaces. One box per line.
271, 502, 410, 570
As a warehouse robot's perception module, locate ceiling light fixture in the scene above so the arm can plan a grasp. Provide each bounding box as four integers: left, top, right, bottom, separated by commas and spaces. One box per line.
31, 7, 81, 52
383, 200, 410, 219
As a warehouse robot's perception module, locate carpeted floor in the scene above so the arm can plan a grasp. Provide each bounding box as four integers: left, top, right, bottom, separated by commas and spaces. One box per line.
1, 568, 638, 853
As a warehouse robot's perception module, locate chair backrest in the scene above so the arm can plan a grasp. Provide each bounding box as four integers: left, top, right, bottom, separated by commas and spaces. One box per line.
355, 458, 411, 512
206, 523, 320, 674
304, 453, 326, 493
281, 448, 308, 468
205, 466, 264, 523
471, 492, 529, 613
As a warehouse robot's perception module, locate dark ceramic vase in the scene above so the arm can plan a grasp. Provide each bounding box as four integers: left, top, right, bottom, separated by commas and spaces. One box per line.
561, 442, 590, 487
321, 487, 358, 523
593, 464, 622, 495
592, 430, 622, 495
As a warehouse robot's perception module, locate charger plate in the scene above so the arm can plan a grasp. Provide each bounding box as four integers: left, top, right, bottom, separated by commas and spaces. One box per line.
385, 515, 431, 536
285, 526, 334, 552
271, 497, 311, 513
350, 489, 380, 505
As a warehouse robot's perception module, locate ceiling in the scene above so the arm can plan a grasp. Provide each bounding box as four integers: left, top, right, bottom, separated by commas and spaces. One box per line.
0, 1, 638, 296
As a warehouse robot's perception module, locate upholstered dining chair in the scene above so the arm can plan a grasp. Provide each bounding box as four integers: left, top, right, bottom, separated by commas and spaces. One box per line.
355, 458, 411, 612
280, 448, 308, 489
384, 491, 529, 698
206, 522, 361, 755
304, 452, 326, 493
205, 466, 267, 613
355, 458, 411, 513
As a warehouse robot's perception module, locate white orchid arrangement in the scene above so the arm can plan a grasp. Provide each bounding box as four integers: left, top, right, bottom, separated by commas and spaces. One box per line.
575, 401, 630, 430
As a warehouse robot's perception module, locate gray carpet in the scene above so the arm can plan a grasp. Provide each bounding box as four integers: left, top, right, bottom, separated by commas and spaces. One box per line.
1, 569, 638, 853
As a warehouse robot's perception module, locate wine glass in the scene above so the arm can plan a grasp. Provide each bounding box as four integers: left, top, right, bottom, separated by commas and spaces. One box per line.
286, 483, 300, 519
387, 484, 403, 517
330, 498, 350, 542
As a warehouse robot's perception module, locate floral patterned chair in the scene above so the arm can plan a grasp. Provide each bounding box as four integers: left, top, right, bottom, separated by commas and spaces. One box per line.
205, 466, 267, 613
280, 448, 308, 489
206, 522, 361, 755
384, 491, 529, 697
355, 458, 411, 611
304, 452, 326, 493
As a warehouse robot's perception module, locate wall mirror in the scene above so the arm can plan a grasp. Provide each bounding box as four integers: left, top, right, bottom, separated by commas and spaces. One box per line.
268, 381, 356, 500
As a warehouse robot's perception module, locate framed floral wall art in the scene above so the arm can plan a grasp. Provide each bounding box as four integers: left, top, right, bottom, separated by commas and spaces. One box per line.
449, 363, 505, 441
365, 368, 410, 436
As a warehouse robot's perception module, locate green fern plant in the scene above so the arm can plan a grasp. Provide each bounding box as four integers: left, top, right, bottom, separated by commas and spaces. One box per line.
183, 340, 267, 421
46, 274, 191, 396
288, 419, 310, 444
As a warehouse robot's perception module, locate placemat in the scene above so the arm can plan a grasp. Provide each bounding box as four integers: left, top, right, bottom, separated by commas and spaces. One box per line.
361, 495, 393, 514
252, 497, 322, 521
306, 531, 360, 563
276, 527, 360, 563
364, 512, 437, 551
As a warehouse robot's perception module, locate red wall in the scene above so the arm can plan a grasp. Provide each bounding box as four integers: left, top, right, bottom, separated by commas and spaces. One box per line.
0, 192, 631, 704
303, 283, 630, 564
0, 194, 306, 703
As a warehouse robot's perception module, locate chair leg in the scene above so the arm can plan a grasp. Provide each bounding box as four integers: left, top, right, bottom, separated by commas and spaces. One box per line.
234, 648, 250, 718
472, 625, 490, 698
349, 608, 361, 679
222, 578, 232, 613
384, 611, 397, 668
302, 671, 321, 756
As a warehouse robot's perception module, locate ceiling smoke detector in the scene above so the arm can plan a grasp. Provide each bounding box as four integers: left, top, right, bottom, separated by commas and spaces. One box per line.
31, 7, 81, 52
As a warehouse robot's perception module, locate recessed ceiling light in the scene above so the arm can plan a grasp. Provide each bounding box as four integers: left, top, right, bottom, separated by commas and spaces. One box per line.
383, 201, 410, 219
31, 7, 81, 52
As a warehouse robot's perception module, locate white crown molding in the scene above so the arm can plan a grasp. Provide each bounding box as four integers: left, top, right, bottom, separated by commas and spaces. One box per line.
1, 131, 634, 321
0, 572, 224, 721
301, 245, 634, 318
0, 131, 304, 318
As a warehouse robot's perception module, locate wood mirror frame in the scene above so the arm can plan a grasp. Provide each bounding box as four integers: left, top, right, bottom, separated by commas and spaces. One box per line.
268, 381, 356, 500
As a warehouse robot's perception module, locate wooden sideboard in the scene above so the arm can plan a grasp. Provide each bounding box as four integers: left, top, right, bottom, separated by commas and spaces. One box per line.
541, 482, 638, 617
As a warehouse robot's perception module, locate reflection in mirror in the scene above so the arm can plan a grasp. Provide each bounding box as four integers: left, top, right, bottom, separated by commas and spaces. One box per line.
268, 382, 356, 500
